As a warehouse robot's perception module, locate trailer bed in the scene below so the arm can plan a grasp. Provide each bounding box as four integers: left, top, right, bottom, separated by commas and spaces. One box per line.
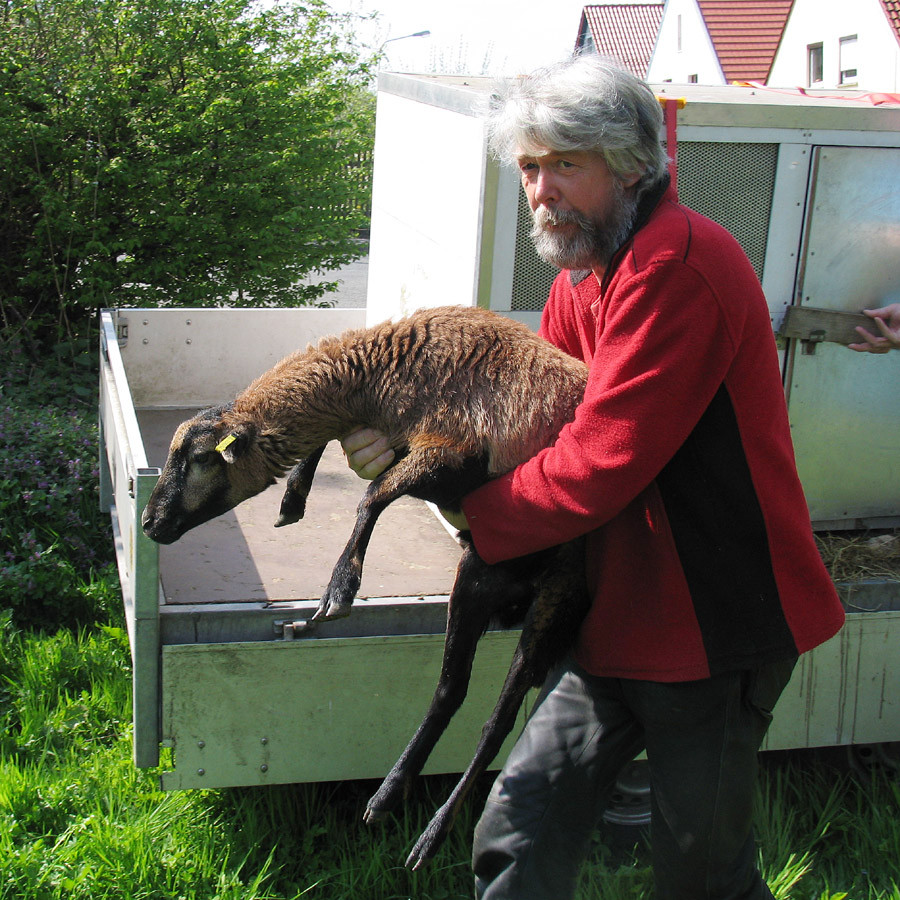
101, 307, 535, 790
139, 409, 462, 607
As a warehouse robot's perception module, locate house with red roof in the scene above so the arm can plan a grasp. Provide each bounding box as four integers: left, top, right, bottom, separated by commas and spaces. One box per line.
646, 0, 792, 84
767, 0, 900, 91
641, 0, 900, 90
575, 0, 900, 93
575, 3, 665, 77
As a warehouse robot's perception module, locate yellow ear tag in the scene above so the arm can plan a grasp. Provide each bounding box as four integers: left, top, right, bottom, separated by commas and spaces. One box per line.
215, 434, 237, 455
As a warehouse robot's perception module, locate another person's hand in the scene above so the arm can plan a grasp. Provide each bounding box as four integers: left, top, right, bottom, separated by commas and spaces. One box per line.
341, 427, 395, 480
849, 304, 900, 353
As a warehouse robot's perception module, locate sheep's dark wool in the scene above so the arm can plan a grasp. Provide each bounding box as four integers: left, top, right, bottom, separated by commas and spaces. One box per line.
142, 305, 590, 868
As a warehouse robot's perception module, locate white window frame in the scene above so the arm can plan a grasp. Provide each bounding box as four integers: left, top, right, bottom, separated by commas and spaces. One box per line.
839, 34, 858, 86
807, 42, 824, 86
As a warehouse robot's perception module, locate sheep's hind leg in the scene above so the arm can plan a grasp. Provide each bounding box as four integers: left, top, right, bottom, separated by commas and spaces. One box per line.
364, 547, 526, 821
314, 448, 473, 621
406, 541, 588, 869
405, 639, 536, 870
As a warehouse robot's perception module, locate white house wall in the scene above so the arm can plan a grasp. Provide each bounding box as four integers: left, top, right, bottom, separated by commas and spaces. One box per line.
366, 87, 487, 326
648, 0, 725, 85
768, 0, 900, 91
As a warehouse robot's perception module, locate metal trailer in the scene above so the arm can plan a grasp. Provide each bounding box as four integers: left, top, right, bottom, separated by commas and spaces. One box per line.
100, 307, 531, 789
101, 76, 900, 792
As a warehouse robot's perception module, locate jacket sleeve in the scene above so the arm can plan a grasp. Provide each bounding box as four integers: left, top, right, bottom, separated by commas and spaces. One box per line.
462, 257, 742, 564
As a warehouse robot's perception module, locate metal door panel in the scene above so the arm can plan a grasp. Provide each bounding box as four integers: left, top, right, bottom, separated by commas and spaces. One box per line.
787, 146, 900, 526
764, 610, 900, 749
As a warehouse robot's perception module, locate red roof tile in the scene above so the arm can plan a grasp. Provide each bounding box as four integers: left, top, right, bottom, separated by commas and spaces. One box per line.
578, 4, 665, 77
696, 0, 793, 83
880, 0, 900, 45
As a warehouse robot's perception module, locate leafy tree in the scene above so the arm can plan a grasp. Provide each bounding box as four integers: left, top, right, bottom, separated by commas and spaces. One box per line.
0, 0, 376, 349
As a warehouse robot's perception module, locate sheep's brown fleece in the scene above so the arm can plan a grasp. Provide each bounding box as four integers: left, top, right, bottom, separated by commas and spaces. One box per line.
223, 304, 587, 483
142, 305, 590, 870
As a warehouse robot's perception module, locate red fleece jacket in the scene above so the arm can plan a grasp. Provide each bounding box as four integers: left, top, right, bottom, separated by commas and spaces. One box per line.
462, 183, 844, 682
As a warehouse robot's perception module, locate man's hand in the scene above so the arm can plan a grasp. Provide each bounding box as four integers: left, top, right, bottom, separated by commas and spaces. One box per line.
849, 304, 900, 353
341, 427, 471, 531
341, 427, 395, 480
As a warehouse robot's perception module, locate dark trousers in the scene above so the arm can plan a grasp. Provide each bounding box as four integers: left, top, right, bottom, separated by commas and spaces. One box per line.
472, 655, 797, 900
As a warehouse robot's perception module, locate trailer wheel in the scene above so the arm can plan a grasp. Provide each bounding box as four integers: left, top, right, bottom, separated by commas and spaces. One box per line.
600, 758, 651, 852
846, 742, 900, 781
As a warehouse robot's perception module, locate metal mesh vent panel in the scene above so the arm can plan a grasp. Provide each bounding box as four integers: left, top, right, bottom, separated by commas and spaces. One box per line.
675, 141, 778, 281
507, 141, 779, 312
510, 189, 560, 311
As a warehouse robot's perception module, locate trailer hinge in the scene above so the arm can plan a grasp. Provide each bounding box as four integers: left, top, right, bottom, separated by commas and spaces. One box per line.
274, 619, 316, 640
117, 316, 129, 347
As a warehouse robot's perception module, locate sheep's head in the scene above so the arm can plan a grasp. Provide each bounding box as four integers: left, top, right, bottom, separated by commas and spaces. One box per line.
142, 407, 277, 544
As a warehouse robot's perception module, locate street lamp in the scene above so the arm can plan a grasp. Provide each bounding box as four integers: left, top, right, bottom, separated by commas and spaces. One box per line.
380, 30, 431, 51
378, 29, 431, 72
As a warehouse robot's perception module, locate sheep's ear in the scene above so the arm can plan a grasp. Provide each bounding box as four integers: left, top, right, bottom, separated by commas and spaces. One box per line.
215, 424, 255, 464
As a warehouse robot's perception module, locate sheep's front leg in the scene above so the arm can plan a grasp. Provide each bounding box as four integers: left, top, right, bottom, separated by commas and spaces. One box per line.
313, 448, 470, 621
274, 445, 326, 527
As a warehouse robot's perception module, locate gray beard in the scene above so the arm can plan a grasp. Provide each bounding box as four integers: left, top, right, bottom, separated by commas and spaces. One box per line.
530, 186, 638, 270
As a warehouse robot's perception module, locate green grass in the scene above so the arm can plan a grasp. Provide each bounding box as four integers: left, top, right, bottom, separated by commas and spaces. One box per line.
1, 339, 898, 899
1, 613, 899, 900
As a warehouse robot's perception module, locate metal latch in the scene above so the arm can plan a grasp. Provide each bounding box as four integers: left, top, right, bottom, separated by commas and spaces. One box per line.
117, 317, 129, 347
274, 619, 316, 640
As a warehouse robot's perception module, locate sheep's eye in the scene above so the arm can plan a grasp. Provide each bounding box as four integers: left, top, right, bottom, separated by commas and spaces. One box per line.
192, 451, 216, 467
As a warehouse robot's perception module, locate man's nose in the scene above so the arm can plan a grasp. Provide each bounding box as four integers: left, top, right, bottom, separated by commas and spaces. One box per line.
531, 168, 560, 207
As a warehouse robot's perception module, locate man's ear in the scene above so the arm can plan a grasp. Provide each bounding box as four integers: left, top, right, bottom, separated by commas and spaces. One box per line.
215, 423, 256, 464
622, 168, 644, 190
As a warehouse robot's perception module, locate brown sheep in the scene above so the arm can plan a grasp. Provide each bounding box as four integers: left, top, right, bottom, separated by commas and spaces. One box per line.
142, 304, 590, 868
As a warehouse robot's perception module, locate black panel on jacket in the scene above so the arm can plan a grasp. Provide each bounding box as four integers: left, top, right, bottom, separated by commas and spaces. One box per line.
655, 384, 798, 674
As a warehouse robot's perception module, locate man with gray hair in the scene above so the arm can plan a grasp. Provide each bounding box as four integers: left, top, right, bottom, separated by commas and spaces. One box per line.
344, 55, 844, 899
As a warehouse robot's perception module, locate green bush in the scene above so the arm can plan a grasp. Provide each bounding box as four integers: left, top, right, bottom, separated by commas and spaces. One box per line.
1, 0, 375, 348
0, 341, 119, 628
